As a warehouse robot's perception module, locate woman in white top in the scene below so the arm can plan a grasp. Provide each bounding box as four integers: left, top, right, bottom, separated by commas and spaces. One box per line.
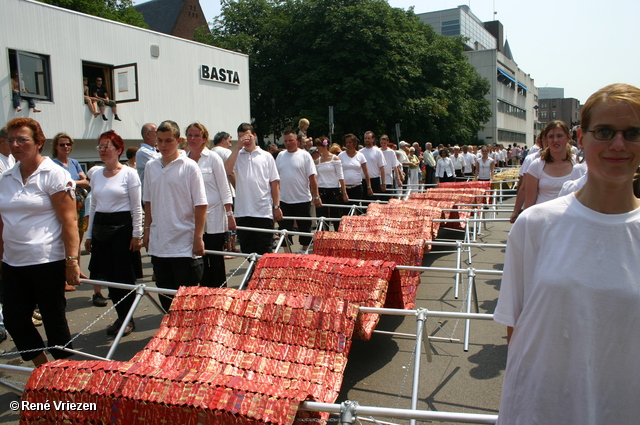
0, 118, 79, 366
523, 120, 580, 209
495, 83, 640, 425
338, 133, 372, 202
435, 148, 456, 183
186, 123, 235, 287
475, 146, 495, 181
85, 130, 143, 336
314, 136, 348, 230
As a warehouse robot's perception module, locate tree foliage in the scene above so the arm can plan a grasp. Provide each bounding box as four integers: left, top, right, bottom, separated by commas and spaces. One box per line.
196, 0, 490, 144
38, 0, 148, 28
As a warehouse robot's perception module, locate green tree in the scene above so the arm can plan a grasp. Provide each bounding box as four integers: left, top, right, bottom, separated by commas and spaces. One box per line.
196, 0, 490, 144
38, 0, 148, 28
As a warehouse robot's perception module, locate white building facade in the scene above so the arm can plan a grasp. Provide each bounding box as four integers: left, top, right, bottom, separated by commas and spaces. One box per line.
419, 6, 540, 147
1, 0, 250, 162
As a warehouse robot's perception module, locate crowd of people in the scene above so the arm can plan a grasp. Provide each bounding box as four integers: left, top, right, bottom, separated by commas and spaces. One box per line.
1, 83, 640, 425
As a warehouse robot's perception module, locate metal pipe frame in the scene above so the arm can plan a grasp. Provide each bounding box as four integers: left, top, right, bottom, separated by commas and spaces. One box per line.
299, 401, 498, 424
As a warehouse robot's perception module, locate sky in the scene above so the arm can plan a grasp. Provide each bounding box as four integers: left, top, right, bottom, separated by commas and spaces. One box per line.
155, 0, 640, 104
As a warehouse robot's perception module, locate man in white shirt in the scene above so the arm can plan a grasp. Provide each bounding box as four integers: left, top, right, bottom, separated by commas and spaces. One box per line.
276, 130, 322, 252
361, 131, 386, 200
423, 142, 436, 184
225, 123, 282, 255
380, 135, 403, 189
136, 123, 158, 197
397, 141, 411, 184
142, 120, 207, 311
461, 145, 475, 176
0, 126, 16, 175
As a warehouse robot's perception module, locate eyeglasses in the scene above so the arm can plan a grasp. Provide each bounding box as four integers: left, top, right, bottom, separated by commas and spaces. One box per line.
7, 138, 32, 144
95, 145, 114, 151
58, 143, 73, 147
96, 79, 103, 82
586, 128, 640, 142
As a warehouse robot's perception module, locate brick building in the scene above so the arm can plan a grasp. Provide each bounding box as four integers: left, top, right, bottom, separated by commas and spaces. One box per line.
135, 0, 210, 41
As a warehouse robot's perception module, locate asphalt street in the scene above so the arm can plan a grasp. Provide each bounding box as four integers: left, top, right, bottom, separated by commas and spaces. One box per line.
0, 199, 514, 424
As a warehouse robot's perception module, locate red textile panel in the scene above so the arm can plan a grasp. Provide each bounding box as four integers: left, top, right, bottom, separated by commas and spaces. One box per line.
21, 287, 359, 425
247, 253, 394, 340
313, 231, 426, 310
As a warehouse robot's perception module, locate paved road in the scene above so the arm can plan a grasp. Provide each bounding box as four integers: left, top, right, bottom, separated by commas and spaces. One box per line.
0, 202, 513, 424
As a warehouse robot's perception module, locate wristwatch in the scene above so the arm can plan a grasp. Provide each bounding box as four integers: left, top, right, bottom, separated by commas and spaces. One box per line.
273, 205, 280, 209
313, 196, 320, 200
225, 211, 234, 217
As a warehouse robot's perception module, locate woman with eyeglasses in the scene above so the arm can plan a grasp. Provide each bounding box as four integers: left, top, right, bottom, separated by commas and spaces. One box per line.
50, 133, 96, 293
494, 83, 640, 424
85, 130, 142, 336
0, 118, 79, 366
522, 120, 584, 209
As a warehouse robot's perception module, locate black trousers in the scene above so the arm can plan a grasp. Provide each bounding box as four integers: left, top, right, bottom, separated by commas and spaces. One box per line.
317, 187, 345, 231
2, 261, 73, 361
201, 232, 226, 288
363, 176, 382, 201
151, 256, 203, 311
236, 216, 274, 255
89, 211, 137, 322
279, 201, 313, 247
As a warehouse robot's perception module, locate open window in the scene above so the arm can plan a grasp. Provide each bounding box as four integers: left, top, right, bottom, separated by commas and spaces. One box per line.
9, 49, 52, 101
82, 61, 138, 104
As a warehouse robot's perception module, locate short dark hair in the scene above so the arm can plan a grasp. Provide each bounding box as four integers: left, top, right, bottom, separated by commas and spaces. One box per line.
213, 131, 230, 145
283, 128, 297, 137
158, 120, 180, 139
237, 123, 254, 134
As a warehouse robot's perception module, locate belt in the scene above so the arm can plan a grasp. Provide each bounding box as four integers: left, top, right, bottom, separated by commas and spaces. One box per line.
345, 184, 361, 189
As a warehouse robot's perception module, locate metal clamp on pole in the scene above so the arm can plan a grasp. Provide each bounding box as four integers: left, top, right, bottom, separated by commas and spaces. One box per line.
238, 253, 259, 290
340, 400, 359, 424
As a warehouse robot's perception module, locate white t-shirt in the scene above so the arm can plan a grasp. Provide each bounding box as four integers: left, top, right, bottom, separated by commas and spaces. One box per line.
315, 156, 344, 189
518, 150, 540, 176
526, 157, 582, 205
0, 157, 74, 266
381, 148, 399, 184
193, 148, 233, 234
276, 149, 316, 204
143, 153, 207, 258
0, 153, 15, 175
558, 163, 589, 197
461, 153, 475, 173
211, 145, 235, 198
476, 157, 494, 180
495, 194, 640, 425
233, 147, 279, 219
450, 154, 465, 171
87, 166, 143, 239
339, 151, 367, 186
360, 146, 386, 179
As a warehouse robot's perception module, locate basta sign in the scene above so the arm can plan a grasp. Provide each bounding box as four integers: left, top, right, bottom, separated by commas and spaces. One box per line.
200, 65, 240, 85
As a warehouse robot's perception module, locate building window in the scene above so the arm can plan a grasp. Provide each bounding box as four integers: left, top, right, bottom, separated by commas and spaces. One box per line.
552, 100, 557, 108
552, 111, 556, 119
540, 112, 547, 119
541, 101, 547, 109
497, 99, 526, 120
9, 49, 52, 101
441, 19, 460, 36
498, 129, 526, 144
